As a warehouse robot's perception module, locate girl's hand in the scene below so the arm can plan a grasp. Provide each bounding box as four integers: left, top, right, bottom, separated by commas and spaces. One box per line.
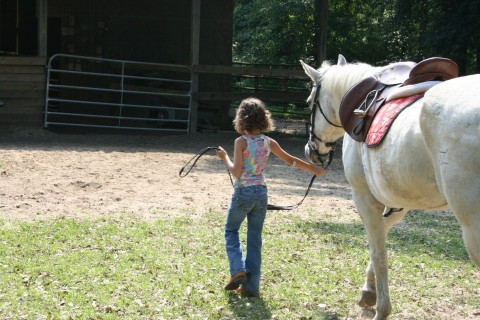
313, 166, 326, 177
216, 146, 227, 160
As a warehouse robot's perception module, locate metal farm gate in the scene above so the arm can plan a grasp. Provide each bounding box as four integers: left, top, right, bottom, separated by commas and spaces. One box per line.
44, 54, 192, 132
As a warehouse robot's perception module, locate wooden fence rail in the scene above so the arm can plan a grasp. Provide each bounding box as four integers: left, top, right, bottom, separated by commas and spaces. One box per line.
193, 64, 309, 105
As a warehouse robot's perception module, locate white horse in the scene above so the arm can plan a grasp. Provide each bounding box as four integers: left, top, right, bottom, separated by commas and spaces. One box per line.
301, 54, 480, 320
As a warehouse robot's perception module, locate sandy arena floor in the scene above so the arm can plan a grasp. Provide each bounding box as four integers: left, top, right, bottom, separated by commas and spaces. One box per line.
0, 122, 354, 221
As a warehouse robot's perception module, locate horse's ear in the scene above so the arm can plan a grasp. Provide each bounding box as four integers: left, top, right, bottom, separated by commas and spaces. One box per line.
337, 54, 347, 66
300, 60, 321, 82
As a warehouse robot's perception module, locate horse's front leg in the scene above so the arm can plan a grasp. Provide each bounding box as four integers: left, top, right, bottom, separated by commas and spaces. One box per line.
352, 189, 393, 320
359, 208, 408, 309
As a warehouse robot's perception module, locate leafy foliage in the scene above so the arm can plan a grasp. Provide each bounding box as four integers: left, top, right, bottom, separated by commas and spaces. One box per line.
393, 0, 480, 74
233, 0, 480, 74
234, 0, 316, 64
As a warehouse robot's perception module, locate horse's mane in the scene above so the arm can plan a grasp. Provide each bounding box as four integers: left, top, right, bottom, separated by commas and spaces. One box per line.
319, 61, 375, 102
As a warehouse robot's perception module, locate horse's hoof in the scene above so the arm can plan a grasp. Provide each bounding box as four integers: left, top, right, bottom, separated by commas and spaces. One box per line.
358, 290, 376, 307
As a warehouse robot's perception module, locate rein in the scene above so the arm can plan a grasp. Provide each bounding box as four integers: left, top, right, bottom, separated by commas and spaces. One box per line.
179, 146, 316, 211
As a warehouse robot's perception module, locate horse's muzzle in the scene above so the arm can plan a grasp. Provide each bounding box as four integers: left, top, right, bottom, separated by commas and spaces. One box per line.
305, 143, 326, 165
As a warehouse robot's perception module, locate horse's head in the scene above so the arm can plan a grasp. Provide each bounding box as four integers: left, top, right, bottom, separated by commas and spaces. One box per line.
301, 54, 374, 167
300, 55, 348, 167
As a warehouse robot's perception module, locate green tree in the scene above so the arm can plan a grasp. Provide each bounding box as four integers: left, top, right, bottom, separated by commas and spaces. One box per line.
233, 0, 480, 74
393, 0, 480, 74
233, 0, 394, 66
233, 0, 315, 64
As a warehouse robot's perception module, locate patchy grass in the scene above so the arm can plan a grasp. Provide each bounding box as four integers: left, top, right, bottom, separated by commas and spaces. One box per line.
0, 210, 478, 319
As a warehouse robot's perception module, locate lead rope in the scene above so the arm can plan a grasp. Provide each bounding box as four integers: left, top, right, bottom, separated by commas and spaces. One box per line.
178, 146, 317, 211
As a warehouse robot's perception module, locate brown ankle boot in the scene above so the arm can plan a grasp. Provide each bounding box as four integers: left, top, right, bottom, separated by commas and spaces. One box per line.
224, 271, 247, 290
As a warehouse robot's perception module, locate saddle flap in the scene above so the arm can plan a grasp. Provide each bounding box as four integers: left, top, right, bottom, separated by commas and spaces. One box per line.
340, 76, 385, 142
404, 57, 459, 85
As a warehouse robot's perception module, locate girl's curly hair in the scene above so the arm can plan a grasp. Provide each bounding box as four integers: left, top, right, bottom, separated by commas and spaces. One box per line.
233, 98, 275, 134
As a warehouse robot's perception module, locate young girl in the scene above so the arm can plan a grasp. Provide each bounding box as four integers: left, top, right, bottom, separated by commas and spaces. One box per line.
216, 98, 325, 297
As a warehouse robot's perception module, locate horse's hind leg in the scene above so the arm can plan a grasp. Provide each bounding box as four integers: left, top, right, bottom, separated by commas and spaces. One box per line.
420, 78, 480, 267
462, 218, 480, 266
359, 208, 408, 308
437, 150, 480, 267
352, 189, 393, 320
438, 167, 480, 267
359, 260, 377, 308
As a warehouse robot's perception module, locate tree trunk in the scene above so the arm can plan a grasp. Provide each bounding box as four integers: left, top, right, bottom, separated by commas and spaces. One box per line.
455, 46, 468, 76
315, 0, 328, 66
476, 46, 480, 74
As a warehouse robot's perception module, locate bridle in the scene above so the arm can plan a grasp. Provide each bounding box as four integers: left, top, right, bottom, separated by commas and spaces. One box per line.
306, 82, 342, 168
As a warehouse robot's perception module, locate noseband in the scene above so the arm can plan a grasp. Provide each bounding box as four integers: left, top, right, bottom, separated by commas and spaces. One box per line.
307, 83, 342, 168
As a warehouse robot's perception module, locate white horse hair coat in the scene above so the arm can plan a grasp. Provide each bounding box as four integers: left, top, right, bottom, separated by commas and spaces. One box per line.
301, 55, 480, 320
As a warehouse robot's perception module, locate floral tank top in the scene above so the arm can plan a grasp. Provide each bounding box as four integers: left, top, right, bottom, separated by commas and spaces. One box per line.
234, 134, 271, 188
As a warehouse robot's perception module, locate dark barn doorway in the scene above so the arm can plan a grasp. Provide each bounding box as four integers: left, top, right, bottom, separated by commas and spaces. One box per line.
0, 0, 37, 56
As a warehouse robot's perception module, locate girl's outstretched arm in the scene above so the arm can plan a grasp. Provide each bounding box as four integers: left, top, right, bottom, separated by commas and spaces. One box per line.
270, 138, 325, 177
216, 137, 246, 178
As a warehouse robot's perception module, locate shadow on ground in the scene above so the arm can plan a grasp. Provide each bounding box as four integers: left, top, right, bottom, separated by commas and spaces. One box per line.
295, 210, 468, 262
227, 292, 272, 319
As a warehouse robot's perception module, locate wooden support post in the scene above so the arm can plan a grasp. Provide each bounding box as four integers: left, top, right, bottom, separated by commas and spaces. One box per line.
189, 0, 201, 134
37, 0, 48, 58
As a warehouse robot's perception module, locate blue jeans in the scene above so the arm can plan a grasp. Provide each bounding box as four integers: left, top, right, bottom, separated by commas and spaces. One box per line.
225, 185, 268, 293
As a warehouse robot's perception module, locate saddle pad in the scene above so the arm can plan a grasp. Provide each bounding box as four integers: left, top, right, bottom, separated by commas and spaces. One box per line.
366, 94, 424, 148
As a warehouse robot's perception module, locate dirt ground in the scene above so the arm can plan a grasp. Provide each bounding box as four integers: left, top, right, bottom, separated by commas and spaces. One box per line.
0, 120, 355, 221
1, 123, 478, 320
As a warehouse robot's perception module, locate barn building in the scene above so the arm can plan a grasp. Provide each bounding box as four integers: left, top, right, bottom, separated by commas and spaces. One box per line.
0, 0, 307, 133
